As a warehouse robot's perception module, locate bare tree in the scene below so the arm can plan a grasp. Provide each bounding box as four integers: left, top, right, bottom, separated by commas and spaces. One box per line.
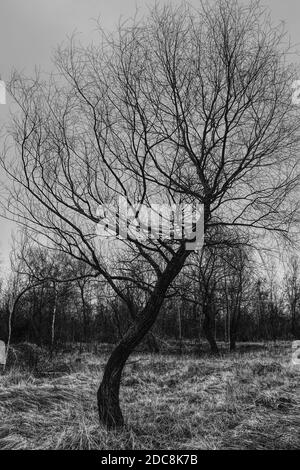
284, 256, 300, 337
1, 1, 300, 427
221, 245, 252, 351
3, 241, 44, 370
192, 247, 221, 355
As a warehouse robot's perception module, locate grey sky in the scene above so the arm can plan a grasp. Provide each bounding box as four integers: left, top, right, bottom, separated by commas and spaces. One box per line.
1, 0, 300, 271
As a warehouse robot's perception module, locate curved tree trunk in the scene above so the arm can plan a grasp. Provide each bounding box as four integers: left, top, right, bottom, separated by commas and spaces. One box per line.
127, 305, 160, 353
97, 245, 189, 429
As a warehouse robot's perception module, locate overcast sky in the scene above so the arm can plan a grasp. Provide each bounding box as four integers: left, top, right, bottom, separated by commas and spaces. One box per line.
1, 0, 300, 271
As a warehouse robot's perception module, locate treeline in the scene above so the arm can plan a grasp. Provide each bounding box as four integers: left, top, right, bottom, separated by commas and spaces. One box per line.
1, 236, 299, 356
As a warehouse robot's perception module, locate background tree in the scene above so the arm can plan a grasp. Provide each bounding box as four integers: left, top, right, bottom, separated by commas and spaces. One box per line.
284, 256, 300, 338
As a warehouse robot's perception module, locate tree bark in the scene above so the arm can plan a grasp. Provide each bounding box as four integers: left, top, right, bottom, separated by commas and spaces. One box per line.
97, 245, 189, 429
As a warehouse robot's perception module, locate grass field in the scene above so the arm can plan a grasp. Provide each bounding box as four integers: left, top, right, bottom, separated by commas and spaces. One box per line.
0, 342, 299, 450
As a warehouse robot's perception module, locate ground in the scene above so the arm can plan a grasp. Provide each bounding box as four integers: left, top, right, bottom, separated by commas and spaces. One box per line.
0, 342, 299, 450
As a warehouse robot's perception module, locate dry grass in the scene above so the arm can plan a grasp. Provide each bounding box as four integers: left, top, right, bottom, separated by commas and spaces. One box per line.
0, 342, 299, 450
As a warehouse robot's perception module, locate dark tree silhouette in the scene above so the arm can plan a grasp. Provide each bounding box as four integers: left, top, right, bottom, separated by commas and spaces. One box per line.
1, 1, 300, 427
